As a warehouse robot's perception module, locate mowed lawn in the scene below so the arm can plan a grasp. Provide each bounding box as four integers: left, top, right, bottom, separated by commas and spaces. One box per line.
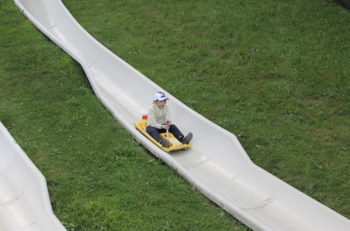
1, 0, 349, 230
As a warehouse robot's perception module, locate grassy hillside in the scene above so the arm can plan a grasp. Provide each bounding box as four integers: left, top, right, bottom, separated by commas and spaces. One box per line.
1, 0, 349, 230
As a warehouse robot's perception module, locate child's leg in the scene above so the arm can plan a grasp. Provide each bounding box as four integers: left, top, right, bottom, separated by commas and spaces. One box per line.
169, 124, 184, 141
146, 126, 168, 146
169, 124, 193, 144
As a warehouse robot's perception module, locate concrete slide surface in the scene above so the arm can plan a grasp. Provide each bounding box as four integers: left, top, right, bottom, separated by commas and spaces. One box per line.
0, 122, 66, 231
8, 0, 350, 230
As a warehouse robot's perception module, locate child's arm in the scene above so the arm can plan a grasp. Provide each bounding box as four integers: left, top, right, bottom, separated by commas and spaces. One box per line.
165, 105, 171, 124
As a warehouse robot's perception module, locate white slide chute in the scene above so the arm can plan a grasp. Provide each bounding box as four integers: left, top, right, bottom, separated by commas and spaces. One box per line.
0, 122, 65, 231
9, 0, 350, 230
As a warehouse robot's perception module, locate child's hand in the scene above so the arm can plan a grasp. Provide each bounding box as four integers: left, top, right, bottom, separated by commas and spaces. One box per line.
162, 121, 170, 129
162, 124, 170, 129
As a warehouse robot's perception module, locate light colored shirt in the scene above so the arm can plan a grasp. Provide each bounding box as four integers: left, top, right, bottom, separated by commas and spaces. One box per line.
148, 104, 171, 129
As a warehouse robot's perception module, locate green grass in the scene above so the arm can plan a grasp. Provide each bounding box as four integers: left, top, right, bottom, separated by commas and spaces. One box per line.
1, 0, 349, 230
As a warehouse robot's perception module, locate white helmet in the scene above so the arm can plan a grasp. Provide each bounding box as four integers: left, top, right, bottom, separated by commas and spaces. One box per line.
153, 92, 168, 101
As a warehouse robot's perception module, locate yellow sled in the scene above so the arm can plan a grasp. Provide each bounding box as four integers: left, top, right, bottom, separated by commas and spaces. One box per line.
134, 115, 191, 152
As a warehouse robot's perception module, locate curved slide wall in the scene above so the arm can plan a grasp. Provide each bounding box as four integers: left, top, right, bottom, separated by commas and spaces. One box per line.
0, 122, 65, 231
11, 0, 350, 230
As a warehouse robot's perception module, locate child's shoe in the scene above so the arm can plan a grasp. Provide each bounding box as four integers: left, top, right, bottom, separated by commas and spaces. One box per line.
161, 139, 170, 148
181, 132, 193, 144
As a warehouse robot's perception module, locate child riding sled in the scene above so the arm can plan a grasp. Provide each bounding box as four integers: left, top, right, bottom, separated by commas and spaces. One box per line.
146, 92, 193, 148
